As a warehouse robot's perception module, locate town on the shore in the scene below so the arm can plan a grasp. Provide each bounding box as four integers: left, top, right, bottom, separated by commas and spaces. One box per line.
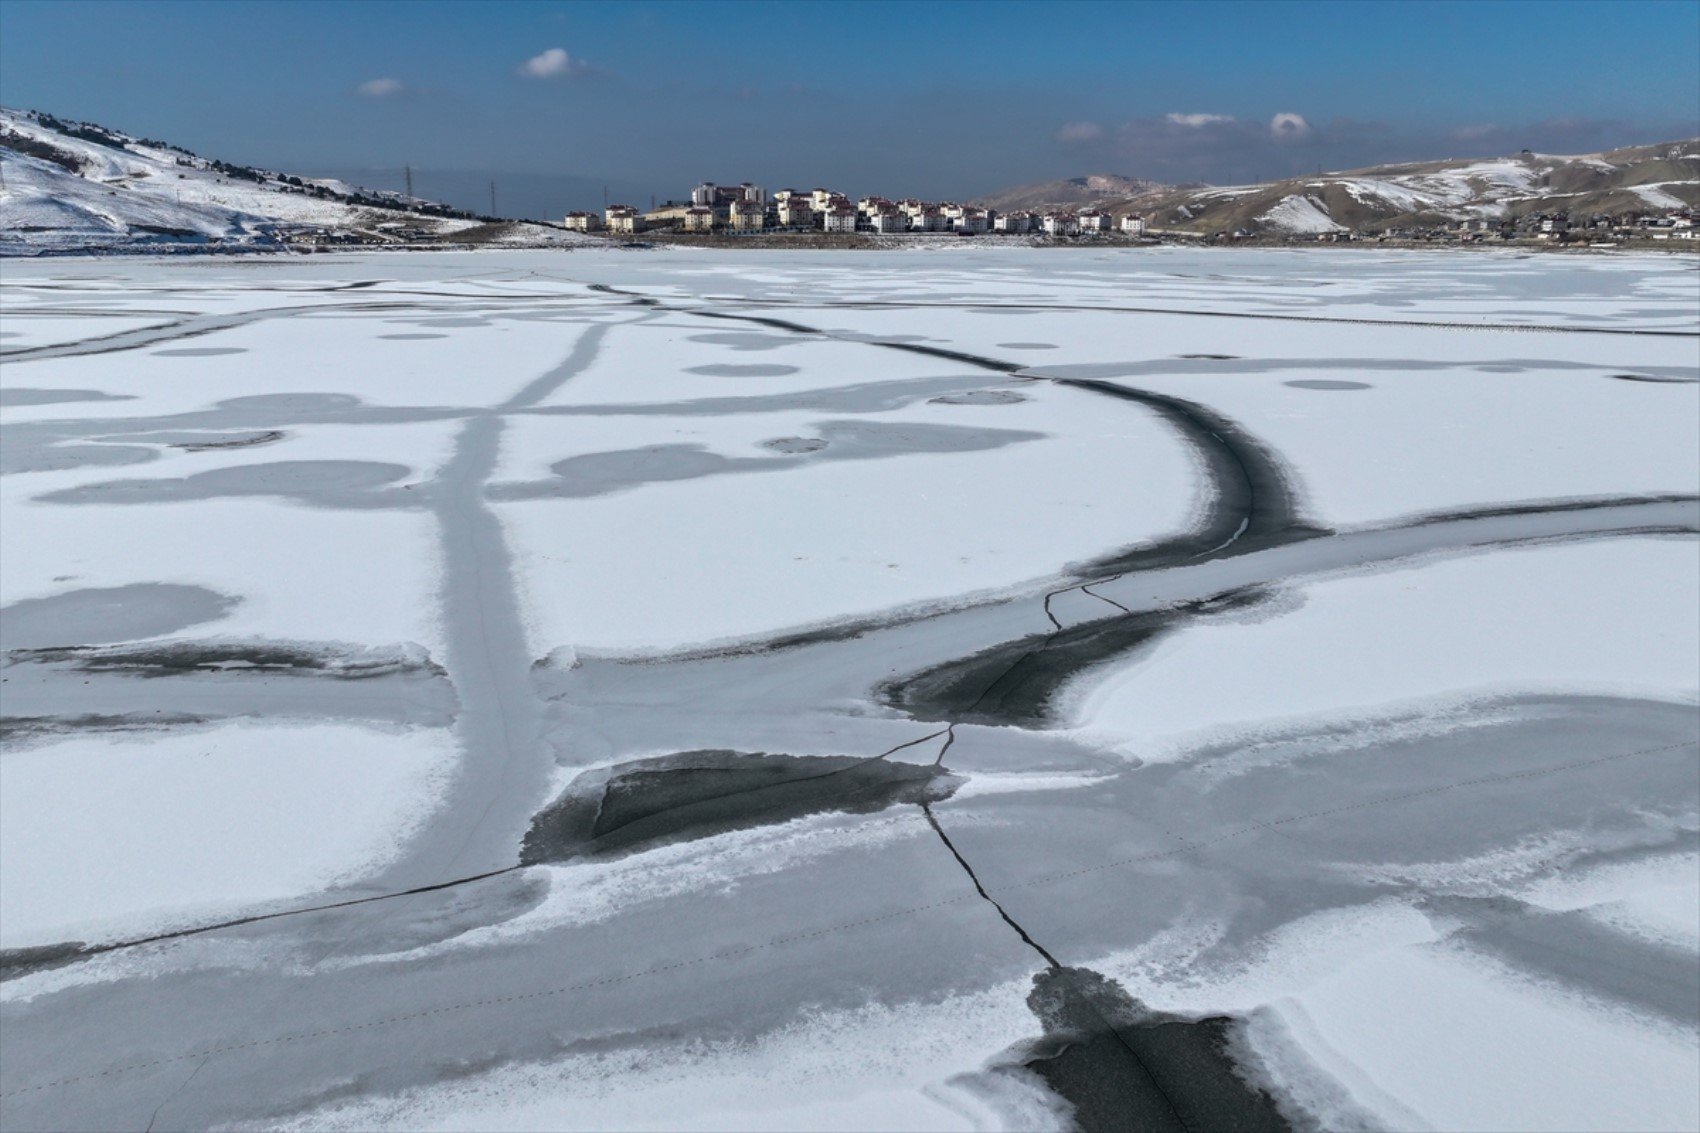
562, 179, 1697, 245
565, 181, 1148, 238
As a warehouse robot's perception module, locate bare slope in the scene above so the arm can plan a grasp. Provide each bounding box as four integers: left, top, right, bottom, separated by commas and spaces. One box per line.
974, 141, 1699, 234
973, 173, 1176, 213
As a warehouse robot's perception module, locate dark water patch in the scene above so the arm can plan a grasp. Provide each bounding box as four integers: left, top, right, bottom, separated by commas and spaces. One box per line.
0, 942, 95, 981
998, 343, 1059, 350
882, 590, 1264, 726
1177, 353, 1240, 360
693, 308, 1024, 374
1021, 967, 1289, 1133
95, 429, 286, 451
1051, 381, 1328, 576
38, 459, 413, 509
1404, 492, 1700, 529
0, 332, 20, 339
491, 420, 1044, 500
174, 430, 286, 451
929, 390, 1029, 406
378, 333, 450, 340
684, 363, 802, 377
1613, 373, 1697, 384
13, 640, 439, 680
520, 750, 960, 863
763, 436, 828, 453
0, 712, 208, 746
151, 347, 248, 357
1284, 380, 1371, 391
0, 583, 237, 650
0, 388, 135, 407
874, 340, 1025, 373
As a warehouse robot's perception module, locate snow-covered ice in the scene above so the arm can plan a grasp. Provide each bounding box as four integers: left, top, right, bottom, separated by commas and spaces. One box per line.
1, 246, 1696, 1132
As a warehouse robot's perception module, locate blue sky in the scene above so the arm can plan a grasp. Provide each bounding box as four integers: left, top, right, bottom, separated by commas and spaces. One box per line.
2, 0, 1696, 217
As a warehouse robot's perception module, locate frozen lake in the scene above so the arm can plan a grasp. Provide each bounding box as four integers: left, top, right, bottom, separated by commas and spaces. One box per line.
2, 246, 1697, 1131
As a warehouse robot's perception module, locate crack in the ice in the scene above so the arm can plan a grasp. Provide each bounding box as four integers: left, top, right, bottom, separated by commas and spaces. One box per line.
921, 802, 1060, 968
4, 735, 1687, 1098
142, 1053, 210, 1133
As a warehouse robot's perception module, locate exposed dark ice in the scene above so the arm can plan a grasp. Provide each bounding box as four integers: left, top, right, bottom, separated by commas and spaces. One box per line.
929, 389, 1029, 405
521, 750, 961, 864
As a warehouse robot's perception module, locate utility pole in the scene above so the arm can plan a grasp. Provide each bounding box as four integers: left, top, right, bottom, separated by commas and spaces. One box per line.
489, 181, 497, 217
602, 184, 608, 209
404, 164, 413, 199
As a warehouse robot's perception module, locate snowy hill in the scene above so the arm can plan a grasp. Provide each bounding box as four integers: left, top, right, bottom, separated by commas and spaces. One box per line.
0, 108, 592, 254
974, 141, 1700, 235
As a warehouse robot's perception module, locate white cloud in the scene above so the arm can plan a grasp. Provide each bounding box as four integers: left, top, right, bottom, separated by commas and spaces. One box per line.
1270, 112, 1311, 139
518, 47, 581, 79
1056, 121, 1104, 143
1451, 123, 1500, 141
1166, 113, 1234, 128
355, 78, 405, 98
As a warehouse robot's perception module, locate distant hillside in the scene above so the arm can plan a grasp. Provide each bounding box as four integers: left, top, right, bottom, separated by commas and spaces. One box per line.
0, 107, 593, 254
973, 141, 1699, 235
973, 173, 1175, 213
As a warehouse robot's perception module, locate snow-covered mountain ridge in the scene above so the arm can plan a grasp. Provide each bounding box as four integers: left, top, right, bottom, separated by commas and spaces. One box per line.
0, 107, 588, 254
975, 141, 1699, 235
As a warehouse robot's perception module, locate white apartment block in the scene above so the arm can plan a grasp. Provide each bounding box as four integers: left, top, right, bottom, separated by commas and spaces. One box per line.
822, 205, 858, 233
605, 205, 644, 233
911, 208, 946, 232
954, 207, 988, 234
728, 198, 767, 230
777, 198, 813, 227
1077, 210, 1111, 233
694, 181, 764, 207
869, 207, 906, 234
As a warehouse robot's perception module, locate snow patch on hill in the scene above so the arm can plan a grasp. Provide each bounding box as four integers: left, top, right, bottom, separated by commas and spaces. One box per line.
1260, 194, 1344, 234
0, 107, 592, 254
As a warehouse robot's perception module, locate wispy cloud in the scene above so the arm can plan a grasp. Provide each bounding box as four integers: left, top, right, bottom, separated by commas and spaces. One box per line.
1056, 121, 1104, 143
517, 47, 596, 79
1165, 113, 1234, 128
1270, 112, 1311, 140
355, 77, 406, 98
1450, 123, 1500, 141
